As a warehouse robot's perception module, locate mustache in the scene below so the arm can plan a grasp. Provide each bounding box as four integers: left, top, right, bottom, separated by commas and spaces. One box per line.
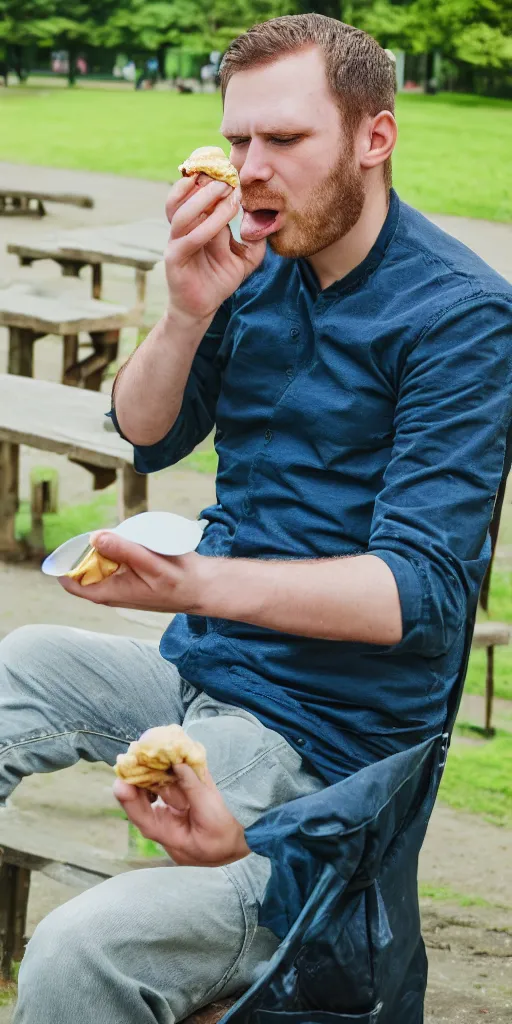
241, 184, 285, 211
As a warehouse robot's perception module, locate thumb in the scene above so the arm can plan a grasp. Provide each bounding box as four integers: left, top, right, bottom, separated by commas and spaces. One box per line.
90, 531, 159, 574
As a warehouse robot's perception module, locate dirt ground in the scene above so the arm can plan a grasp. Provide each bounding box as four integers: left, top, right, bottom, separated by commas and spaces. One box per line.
0, 162, 511, 1023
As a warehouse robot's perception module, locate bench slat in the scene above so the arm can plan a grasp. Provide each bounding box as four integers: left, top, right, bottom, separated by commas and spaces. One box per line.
472, 622, 511, 648
0, 284, 128, 334
0, 189, 93, 208
0, 808, 167, 882
0, 375, 134, 470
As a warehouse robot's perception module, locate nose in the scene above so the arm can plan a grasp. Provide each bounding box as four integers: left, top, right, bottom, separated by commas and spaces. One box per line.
237, 140, 273, 186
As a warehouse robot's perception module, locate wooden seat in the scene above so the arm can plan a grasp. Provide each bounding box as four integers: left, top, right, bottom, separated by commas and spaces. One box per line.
0, 283, 129, 389
0, 189, 93, 218
0, 374, 147, 557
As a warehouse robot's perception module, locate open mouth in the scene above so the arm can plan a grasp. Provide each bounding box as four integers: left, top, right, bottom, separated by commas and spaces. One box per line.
241, 208, 282, 242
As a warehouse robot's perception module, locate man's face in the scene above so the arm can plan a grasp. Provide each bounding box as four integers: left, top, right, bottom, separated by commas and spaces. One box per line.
221, 47, 365, 258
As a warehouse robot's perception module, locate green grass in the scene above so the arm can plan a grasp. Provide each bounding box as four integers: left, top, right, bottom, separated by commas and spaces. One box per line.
440, 727, 512, 827
15, 490, 117, 552
418, 883, 506, 909
0, 87, 510, 220
181, 449, 219, 474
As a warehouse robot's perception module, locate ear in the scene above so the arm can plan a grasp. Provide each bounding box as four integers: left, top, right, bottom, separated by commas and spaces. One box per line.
359, 111, 397, 172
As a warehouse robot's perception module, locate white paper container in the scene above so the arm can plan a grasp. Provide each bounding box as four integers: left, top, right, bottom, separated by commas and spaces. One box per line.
41, 511, 208, 576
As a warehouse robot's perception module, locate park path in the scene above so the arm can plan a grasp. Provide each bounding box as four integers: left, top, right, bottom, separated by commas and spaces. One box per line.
0, 164, 511, 1023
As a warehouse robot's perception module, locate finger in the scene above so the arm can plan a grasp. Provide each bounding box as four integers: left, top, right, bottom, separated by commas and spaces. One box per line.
89, 531, 169, 576
171, 764, 218, 806
170, 180, 232, 240
165, 175, 199, 223
158, 783, 190, 812
173, 192, 240, 262
114, 779, 162, 839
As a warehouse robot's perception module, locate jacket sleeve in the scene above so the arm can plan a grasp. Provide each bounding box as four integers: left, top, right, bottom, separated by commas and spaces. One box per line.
369, 293, 512, 657
110, 300, 231, 473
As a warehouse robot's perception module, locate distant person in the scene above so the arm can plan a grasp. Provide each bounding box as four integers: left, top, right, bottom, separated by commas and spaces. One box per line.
136, 56, 158, 90
122, 59, 136, 83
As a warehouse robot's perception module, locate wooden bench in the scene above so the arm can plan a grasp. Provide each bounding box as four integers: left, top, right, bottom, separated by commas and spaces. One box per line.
7, 218, 167, 308
0, 283, 129, 389
0, 374, 147, 557
0, 189, 93, 218
472, 620, 511, 736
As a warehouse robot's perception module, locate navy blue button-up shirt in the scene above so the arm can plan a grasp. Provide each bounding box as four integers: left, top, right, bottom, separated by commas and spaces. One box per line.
112, 191, 512, 784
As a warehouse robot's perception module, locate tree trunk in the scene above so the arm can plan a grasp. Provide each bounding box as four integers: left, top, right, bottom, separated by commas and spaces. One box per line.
67, 42, 77, 86
157, 45, 167, 80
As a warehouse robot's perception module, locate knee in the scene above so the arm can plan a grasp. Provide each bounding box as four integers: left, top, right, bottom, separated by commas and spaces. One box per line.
0, 625, 71, 680
18, 887, 118, 998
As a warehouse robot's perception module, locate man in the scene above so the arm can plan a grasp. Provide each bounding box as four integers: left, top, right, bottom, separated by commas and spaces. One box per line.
1, 13, 511, 1023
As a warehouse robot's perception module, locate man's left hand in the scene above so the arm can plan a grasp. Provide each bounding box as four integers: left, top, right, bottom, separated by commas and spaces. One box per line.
58, 531, 210, 612
114, 765, 250, 866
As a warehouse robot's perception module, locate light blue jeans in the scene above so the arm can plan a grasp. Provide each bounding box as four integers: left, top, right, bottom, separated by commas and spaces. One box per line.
0, 625, 324, 1024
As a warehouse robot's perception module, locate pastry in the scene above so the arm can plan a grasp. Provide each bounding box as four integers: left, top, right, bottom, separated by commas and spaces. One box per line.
179, 146, 239, 189
114, 724, 207, 790
66, 548, 119, 587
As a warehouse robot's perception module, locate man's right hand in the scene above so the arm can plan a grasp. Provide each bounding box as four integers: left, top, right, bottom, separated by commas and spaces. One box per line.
164, 175, 266, 324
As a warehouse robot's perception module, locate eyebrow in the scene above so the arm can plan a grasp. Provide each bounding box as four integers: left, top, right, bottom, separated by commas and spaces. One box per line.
220, 126, 311, 138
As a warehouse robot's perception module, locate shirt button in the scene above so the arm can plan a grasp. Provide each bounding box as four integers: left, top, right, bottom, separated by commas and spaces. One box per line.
264, 429, 273, 443
296, 737, 306, 747
290, 328, 299, 339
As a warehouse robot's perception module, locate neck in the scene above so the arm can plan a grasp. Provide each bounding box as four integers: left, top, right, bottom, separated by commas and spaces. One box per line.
307, 183, 390, 291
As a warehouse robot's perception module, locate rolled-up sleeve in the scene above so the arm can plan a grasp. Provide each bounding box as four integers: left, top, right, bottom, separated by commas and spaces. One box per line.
370, 294, 512, 657
110, 300, 231, 473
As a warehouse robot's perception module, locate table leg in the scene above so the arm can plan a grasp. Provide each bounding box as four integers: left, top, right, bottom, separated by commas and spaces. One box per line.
135, 268, 147, 309
8, 327, 35, 377
92, 264, 103, 299
484, 645, 495, 738
0, 862, 31, 982
62, 335, 79, 379
120, 465, 148, 519
0, 441, 20, 554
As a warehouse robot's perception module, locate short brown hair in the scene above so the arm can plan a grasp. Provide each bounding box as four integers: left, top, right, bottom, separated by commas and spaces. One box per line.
220, 14, 396, 189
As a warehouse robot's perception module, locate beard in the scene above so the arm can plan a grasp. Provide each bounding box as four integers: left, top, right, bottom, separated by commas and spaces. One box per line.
241, 150, 366, 259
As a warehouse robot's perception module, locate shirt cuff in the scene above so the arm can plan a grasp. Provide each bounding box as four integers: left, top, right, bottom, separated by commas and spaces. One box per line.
370, 548, 427, 653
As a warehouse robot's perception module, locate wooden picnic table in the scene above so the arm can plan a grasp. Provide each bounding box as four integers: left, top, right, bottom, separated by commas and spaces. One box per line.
0, 373, 147, 557
0, 188, 93, 218
0, 282, 129, 389
7, 218, 168, 308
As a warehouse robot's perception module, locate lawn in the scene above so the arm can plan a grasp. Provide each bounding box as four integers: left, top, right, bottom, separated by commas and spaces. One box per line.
0, 87, 510, 221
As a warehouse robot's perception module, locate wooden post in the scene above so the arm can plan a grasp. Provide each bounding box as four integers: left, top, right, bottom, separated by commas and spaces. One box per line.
120, 465, 148, 519
0, 861, 31, 982
135, 268, 147, 309
8, 327, 35, 378
0, 441, 20, 555
91, 264, 103, 300
484, 645, 495, 738
62, 335, 79, 379
29, 467, 59, 554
